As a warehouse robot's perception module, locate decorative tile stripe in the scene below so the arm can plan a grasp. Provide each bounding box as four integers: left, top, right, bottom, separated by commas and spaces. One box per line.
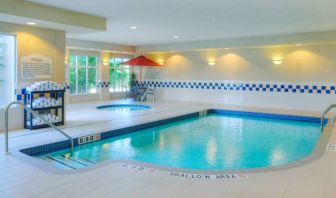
141, 80, 336, 95
20, 109, 321, 156
16, 94, 22, 101
97, 81, 110, 88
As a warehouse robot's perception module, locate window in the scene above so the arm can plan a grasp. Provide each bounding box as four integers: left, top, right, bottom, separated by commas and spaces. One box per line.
69, 55, 97, 94
0, 34, 15, 106
109, 58, 130, 92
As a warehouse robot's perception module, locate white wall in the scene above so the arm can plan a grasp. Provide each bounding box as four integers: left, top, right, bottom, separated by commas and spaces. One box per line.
143, 43, 336, 112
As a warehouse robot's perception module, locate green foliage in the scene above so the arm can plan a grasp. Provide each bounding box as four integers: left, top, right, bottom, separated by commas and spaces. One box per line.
130, 72, 137, 88
69, 54, 97, 94
88, 56, 97, 67
69, 55, 130, 94
109, 58, 130, 92
78, 56, 86, 66
69, 67, 76, 94
78, 68, 86, 93
69, 55, 76, 67
88, 68, 96, 89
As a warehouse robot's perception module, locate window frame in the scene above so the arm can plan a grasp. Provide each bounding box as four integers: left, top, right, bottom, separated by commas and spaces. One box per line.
69, 54, 97, 95
109, 57, 130, 93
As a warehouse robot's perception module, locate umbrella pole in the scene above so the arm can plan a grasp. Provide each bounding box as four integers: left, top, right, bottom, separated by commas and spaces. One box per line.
140, 66, 142, 82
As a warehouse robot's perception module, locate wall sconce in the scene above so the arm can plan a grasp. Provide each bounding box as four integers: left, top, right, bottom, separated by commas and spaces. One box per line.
208, 61, 216, 66
158, 60, 165, 65
272, 59, 282, 65
65, 60, 69, 64
103, 61, 109, 66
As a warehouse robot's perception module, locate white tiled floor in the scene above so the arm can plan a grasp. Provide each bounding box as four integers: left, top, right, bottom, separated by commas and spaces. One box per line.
0, 99, 336, 198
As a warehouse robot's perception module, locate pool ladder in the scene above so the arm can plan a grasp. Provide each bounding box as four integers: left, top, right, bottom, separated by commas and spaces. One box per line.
321, 104, 336, 132
4, 101, 74, 155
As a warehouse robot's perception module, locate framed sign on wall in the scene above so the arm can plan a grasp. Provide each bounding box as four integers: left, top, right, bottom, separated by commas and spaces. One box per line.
21, 53, 53, 79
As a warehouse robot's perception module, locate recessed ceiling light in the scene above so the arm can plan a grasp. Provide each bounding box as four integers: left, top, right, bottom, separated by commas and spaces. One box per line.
170, 51, 175, 53
27, 22, 36, 25
173, 36, 179, 39
130, 26, 137, 30
225, 48, 230, 50
272, 59, 283, 65
296, 44, 302, 46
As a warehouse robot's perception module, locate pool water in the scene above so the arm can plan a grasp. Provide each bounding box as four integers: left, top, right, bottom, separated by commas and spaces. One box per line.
97, 104, 151, 111
39, 113, 321, 170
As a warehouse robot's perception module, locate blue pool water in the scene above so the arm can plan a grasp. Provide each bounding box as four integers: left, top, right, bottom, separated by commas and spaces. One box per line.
38, 113, 321, 170
97, 104, 151, 111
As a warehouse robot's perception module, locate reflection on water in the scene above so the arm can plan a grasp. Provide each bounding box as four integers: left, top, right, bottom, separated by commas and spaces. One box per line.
206, 137, 217, 165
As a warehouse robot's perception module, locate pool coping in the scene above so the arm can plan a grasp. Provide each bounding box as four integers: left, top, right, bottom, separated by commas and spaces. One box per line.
13, 108, 332, 175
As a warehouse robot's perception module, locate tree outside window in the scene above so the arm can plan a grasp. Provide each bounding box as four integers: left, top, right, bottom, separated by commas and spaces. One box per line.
69, 55, 97, 94
109, 58, 130, 92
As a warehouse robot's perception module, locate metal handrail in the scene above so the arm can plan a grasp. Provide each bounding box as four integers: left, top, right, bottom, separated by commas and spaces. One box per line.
4, 101, 74, 154
321, 104, 336, 132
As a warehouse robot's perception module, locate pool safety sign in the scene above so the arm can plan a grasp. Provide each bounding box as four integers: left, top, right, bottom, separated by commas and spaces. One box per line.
78, 133, 101, 145
120, 164, 248, 180
169, 172, 248, 180
21, 53, 53, 79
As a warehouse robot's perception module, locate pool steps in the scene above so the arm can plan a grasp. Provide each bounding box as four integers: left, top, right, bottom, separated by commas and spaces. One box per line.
38, 155, 96, 170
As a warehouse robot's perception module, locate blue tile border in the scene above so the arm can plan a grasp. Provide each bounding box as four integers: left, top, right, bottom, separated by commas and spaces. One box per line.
97, 81, 110, 88
141, 80, 336, 95
16, 94, 22, 101
20, 109, 322, 156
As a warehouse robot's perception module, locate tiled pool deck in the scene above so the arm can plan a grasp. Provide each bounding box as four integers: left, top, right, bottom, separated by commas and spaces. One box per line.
1, 99, 336, 198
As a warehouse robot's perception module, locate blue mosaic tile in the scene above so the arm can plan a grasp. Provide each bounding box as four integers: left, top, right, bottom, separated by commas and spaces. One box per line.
16, 94, 22, 101
144, 80, 336, 95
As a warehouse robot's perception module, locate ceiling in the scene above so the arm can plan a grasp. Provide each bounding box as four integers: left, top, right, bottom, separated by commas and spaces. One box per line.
27, 0, 336, 46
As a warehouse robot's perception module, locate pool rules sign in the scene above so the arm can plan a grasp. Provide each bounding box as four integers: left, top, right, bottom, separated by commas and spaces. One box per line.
21, 53, 53, 79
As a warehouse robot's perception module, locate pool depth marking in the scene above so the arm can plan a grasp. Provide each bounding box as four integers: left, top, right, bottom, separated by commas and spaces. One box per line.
327, 144, 336, 151
78, 133, 101, 145
121, 164, 157, 173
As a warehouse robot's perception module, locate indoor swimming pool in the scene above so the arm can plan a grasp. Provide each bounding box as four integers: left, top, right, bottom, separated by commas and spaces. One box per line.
23, 110, 321, 171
